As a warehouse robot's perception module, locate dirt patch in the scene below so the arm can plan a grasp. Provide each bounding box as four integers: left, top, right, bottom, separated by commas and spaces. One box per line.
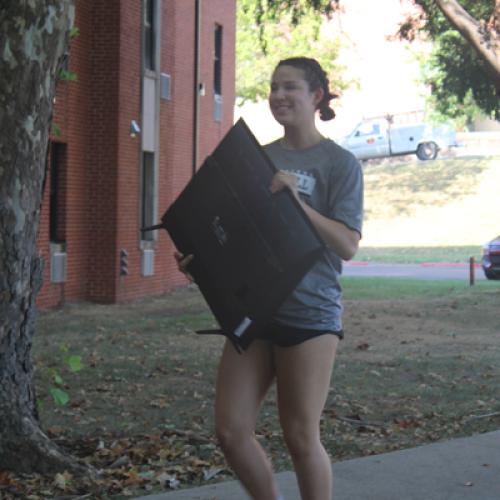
342, 295, 499, 360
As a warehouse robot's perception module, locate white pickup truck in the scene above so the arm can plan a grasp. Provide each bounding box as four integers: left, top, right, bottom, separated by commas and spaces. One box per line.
340, 116, 457, 161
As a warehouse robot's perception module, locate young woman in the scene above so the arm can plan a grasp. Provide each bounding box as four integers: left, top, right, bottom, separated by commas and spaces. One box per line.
176, 57, 363, 500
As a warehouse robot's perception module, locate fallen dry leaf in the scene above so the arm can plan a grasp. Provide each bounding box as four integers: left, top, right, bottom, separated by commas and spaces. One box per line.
150, 398, 169, 408
356, 343, 371, 351
203, 467, 225, 481
53, 470, 73, 490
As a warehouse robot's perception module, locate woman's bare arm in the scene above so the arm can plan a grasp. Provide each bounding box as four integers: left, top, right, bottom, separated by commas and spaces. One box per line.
270, 171, 360, 261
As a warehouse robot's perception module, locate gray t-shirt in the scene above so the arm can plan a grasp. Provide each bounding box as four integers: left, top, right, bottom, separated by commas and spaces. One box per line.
264, 138, 364, 332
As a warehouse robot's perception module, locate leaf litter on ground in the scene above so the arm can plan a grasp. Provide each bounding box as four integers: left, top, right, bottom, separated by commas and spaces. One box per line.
7, 283, 498, 498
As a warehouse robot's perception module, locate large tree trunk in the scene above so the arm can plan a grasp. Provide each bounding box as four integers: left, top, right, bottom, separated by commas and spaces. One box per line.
433, 0, 500, 89
0, 0, 87, 474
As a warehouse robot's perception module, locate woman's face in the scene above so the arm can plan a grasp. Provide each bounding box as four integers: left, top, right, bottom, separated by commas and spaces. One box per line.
269, 65, 322, 128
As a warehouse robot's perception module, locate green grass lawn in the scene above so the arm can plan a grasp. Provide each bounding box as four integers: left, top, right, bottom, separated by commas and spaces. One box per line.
355, 245, 483, 264
24, 278, 500, 498
363, 156, 496, 220
341, 277, 498, 300
361, 156, 499, 248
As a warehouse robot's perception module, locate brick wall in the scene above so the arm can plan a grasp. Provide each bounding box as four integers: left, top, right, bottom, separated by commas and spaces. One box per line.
38, 0, 95, 307
37, 0, 236, 308
197, 0, 236, 164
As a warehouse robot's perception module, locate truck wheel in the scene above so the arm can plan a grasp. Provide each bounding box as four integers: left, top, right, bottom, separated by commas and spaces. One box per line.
416, 142, 438, 160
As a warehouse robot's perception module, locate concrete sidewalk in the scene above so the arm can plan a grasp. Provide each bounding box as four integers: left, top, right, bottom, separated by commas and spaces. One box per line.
135, 431, 500, 500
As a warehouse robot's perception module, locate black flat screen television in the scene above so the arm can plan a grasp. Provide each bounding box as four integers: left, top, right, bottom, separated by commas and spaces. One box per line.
148, 118, 325, 350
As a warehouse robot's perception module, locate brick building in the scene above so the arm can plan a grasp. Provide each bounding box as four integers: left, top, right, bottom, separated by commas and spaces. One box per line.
37, 0, 236, 308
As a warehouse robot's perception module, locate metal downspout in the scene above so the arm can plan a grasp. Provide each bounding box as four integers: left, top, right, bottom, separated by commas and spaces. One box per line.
193, 0, 201, 176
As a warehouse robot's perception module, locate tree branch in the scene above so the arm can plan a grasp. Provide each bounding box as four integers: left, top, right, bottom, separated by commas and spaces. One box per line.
433, 0, 500, 89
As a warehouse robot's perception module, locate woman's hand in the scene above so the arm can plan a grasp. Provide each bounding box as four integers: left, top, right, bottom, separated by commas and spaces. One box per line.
174, 251, 195, 282
270, 170, 300, 202
270, 172, 360, 260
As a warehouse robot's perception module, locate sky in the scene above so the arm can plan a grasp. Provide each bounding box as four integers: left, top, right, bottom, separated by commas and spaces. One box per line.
236, 0, 430, 143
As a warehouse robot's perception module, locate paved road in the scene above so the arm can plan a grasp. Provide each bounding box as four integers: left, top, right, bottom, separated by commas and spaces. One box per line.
342, 261, 486, 281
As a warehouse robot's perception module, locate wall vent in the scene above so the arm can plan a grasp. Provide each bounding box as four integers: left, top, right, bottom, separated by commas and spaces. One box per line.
141, 249, 155, 277
160, 73, 171, 100
51, 252, 67, 283
214, 94, 223, 122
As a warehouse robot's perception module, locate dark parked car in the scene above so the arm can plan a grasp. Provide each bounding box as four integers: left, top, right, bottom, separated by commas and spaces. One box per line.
482, 235, 500, 280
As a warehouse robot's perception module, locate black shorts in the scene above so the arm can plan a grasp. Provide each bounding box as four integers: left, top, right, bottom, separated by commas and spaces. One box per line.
254, 321, 343, 348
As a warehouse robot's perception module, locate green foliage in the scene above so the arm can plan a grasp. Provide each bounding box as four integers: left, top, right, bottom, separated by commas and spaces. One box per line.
59, 68, 78, 82
243, 1, 497, 120
51, 123, 62, 137
66, 354, 83, 372
406, 0, 498, 122
412, 0, 493, 39
69, 26, 80, 39
236, 0, 347, 102
252, 0, 338, 27
47, 345, 84, 406
48, 367, 69, 406
49, 386, 70, 406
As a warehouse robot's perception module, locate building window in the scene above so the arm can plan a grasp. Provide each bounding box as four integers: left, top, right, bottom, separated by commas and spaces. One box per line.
144, 0, 156, 71
213, 24, 223, 122
213, 24, 223, 96
49, 142, 66, 244
141, 152, 155, 241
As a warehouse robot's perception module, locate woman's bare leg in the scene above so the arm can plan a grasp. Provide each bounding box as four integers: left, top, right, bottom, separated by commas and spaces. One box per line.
215, 339, 279, 500
275, 335, 339, 500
